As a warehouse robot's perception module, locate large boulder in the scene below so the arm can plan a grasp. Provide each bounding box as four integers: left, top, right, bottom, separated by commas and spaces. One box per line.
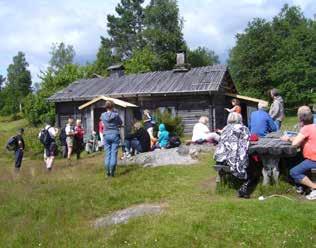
119, 144, 215, 167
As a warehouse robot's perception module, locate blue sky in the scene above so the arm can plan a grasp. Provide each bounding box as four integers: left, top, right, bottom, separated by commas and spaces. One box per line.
0, 0, 315, 83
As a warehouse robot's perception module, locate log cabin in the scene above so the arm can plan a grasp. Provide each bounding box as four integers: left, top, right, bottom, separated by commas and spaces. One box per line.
48, 55, 263, 136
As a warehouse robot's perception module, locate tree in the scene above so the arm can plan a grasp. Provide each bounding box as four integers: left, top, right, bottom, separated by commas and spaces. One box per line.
144, 0, 186, 70
107, 0, 145, 58
2, 52, 32, 114
228, 5, 316, 109
187, 47, 219, 67
23, 64, 92, 125
49, 42, 75, 73
0, 74, 5, 91
94, 37, 119, 76
124, 47, 159, 73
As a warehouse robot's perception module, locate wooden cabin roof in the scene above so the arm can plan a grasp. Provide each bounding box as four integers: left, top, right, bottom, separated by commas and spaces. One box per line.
78, 96, 138, 110
48, 64, 234, 102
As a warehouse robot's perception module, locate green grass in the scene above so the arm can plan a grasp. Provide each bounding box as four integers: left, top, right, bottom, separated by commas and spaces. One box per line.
0, 117, 315, 247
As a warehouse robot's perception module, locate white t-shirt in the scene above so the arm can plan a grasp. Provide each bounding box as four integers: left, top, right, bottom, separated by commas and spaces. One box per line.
45, 125, 57, 138
192, 123, 211, 142
65, 124, 74, 136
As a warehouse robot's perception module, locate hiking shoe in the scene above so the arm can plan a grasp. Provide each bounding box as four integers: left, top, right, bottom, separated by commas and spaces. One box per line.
306, 190, 316, 200
295, 185, 304, 194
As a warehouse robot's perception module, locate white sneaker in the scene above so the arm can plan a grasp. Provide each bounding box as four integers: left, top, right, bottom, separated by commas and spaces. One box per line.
306, 190, 316, 200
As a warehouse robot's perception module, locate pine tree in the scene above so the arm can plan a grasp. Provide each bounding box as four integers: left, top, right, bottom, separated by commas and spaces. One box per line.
144, 0, 186, 70
107, 0, 145, 59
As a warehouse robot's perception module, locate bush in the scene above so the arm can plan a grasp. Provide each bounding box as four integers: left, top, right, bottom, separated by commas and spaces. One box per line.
154, 108, 184, 137
23, 94, 55, 126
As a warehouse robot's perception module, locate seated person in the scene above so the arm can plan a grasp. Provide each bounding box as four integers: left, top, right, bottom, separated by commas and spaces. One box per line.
155, 123, 169, 149
124, 122, 151, 157
214, 112, 258, 198
249, 101, 277, 137
281, 106, 316, 200
192, 116, 220, 143
85, 131, 99, 154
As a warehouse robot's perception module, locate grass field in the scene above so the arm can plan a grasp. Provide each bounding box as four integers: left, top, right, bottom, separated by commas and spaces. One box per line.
0, 116, 315, 247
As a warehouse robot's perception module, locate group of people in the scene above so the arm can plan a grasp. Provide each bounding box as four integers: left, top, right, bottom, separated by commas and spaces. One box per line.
37, 118, 86, 171
7, 89, 316, 200
101, 101, 174, 177
213, 89, 316, 200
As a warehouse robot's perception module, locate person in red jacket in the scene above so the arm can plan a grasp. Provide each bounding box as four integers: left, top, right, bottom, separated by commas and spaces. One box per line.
98, 117, 104, 146
74, 119, 85, 160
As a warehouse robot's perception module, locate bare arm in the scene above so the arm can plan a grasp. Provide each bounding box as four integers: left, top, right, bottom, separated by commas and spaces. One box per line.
280, 133, 306, 147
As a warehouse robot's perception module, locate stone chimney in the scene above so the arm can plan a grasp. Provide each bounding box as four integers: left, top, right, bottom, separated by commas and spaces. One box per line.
173, 51, 190, 72
107, 64, 125, 78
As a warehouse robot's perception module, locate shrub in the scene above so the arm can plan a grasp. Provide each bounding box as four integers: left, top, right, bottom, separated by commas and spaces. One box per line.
154, 108, 184, 137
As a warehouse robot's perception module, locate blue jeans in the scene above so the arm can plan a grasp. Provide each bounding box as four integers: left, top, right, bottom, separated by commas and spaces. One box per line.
274, 120, 281, 131
290, 159, 316, 183
15, 149, 24, 168
125, 138, 142, 154
104, 133, 120, 175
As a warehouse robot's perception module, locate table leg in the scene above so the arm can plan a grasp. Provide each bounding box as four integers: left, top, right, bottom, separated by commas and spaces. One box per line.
261, 156, 280, 185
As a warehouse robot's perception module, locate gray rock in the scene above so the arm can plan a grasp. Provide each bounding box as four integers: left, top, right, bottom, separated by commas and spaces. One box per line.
119, 144, 215, 167
94, 204, 165, 228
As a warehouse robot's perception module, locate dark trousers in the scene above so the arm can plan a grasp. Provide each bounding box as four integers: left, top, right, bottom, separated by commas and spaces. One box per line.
15, 149, 24, 169
74, 138, 83, 159
124, 138, 142, 154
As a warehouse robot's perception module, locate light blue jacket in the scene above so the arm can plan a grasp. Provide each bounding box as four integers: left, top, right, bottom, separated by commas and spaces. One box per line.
158, 124, 169, 148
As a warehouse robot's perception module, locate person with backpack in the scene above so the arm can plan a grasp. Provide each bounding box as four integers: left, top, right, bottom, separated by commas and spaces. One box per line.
74, 119, 85, 160
59, 126, 68, 158
39, 123, 58, 171
65, 117, 75, 162
7, 128, 25, 172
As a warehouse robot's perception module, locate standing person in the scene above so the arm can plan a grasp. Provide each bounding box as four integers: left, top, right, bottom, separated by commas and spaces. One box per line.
101, 100, 123, 177
269, 88, 285, 130
143, 109, 155, 140
14, 128, 25, 172
225, 98, 241, 114
98, 117, 105, 146
40, 123, 58, 171
281, 106, 316, 200
74, 119, 85, 160
65, 117, 75, 162
249, 101, 277, 137
59, 126, 68, 158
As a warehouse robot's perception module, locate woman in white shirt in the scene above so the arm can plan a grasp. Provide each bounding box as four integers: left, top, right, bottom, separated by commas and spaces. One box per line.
192, 116, 220, 143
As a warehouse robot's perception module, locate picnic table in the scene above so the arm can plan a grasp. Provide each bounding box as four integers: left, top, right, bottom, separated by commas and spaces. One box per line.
249, 132, 298, 185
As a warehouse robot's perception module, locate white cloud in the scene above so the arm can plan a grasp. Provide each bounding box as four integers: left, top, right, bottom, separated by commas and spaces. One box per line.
0, 0, 315, 81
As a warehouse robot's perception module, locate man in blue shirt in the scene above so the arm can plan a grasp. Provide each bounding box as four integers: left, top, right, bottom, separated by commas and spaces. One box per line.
249, 101, 277, 137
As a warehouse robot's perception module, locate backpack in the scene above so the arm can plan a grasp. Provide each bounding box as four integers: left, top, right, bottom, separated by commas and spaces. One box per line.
167, 136, 181, 149
6, 136, 17, 151
59, 127, 67, 144
39, 128, 52, 146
